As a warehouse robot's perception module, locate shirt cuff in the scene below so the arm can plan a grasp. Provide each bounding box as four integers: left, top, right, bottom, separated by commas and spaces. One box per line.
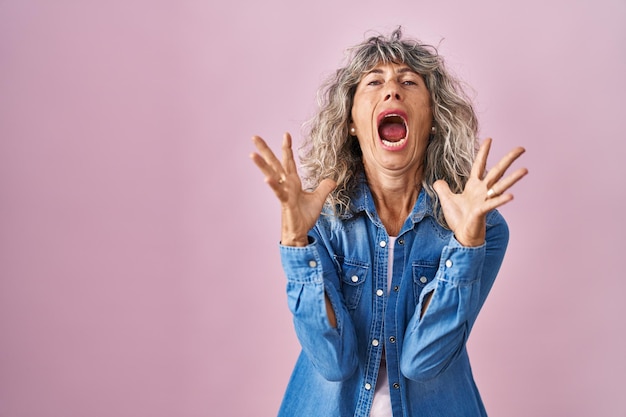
279, 238, 324, 284
438, 236, 486, 284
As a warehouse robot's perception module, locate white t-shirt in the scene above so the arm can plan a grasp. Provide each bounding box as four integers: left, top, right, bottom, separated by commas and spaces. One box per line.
369, 236, 395, 417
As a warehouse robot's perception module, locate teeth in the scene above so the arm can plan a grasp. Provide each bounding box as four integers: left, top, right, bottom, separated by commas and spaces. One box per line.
382, 114, 404, 123
381, 137, 407, 148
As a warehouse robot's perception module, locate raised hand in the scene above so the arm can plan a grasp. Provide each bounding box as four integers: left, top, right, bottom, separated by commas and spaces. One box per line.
433, 138, 528, 247
250, 133, 336, 246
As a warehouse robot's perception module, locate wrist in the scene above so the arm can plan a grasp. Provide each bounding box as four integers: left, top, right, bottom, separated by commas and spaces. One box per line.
280, 232, 310, 247
454, 234, 485, 247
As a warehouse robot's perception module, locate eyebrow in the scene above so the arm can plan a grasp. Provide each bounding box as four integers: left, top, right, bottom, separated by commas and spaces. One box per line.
365, 66, 417, 76
397, 67, 417, 74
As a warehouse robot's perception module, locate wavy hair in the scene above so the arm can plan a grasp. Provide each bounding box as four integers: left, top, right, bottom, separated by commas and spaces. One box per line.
300, 27, 479, 227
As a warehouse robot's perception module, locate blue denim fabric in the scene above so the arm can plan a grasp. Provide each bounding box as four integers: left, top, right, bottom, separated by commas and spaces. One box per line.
277, 181, 509, 417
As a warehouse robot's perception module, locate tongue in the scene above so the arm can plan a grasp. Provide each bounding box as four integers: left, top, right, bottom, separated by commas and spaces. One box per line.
379, 123, 406, 141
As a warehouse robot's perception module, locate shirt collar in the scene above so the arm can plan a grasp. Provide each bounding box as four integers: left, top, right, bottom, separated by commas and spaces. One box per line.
345, 175, 434, 226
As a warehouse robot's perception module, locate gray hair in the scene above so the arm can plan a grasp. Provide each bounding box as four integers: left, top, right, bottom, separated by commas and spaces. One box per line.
300, 27, 478, 227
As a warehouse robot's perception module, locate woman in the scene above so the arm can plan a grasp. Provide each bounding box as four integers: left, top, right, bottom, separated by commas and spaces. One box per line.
250, 28, 527, 417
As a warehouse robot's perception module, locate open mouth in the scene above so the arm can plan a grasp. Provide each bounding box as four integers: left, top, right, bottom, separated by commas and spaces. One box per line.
378, 113, 408, 149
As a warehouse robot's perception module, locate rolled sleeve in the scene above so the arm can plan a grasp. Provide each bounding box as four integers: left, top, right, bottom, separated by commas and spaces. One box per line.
401, 211, 508, 382
279, 237, 358, 381
280, 241, 324, 284
438, 237, 486, 285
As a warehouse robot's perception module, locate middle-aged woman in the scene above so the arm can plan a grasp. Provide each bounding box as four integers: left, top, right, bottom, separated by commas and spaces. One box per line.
250, 28, 528, 417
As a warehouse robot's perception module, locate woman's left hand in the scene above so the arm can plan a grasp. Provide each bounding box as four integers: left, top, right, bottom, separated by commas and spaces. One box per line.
433, 138, 528, 247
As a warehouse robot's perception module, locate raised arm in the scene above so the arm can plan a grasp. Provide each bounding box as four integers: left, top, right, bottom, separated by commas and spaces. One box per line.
250, 133, 336, 247
251, 132, 339, 324
433, 137, 528, 247
401, 139, 527, 381
251, 134, 358, 380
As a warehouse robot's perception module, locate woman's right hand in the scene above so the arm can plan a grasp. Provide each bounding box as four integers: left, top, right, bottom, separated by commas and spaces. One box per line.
250, 133, 336, 247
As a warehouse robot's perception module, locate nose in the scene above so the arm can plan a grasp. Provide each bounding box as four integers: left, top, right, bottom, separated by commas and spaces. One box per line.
383, 80, 402, 101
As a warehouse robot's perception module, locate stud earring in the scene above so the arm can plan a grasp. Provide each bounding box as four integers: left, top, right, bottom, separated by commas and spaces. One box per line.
350, 127, 356, 136
430, 126, 437, 135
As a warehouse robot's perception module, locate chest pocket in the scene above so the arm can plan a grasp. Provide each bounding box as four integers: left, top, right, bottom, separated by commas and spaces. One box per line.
337, 258, 369, 310
412, 261, 438, 305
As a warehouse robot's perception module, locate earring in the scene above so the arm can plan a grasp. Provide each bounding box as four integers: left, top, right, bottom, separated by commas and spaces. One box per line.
430, 126, 436, 135
350, 127, 356, 136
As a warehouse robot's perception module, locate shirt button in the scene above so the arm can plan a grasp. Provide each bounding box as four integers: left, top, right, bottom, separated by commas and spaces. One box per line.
376, 289, 384, 297
398, 238, 404, 245
351, 275, 359, 283
365, 383, 372, 390
379, 240, 386, 248
419, 276, 428, 284
372, 339, 379, 347
393, 382, 400, 389
393, 285, 399, 292
308, 260, 317, 268
445, 259, 453, 268
389, 336, 396, 343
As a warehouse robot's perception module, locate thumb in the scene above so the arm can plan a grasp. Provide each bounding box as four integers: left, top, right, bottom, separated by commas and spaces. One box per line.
433, 179, 452, 203
316, 178, 337, 200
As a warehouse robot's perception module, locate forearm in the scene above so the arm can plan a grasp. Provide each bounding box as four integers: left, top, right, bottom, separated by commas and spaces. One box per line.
280, 238, 358, 381
401, 213, 509, 381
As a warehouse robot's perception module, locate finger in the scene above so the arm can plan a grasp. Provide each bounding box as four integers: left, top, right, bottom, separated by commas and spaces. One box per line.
250, 148, 275, 178
251, 135, 286, 178
483, 192, 515, 212
487, 167, 528, 198
484, 146, 526, 186
470, 138, 492, 179
251, 135, 278, 170
250, 150, 289, 200
250, 141, 285, 196
250, 152, 287, 196
281, 132, 298, 176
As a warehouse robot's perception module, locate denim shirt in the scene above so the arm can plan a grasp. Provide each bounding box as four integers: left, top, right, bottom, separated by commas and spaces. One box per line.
277, 181, 509, 417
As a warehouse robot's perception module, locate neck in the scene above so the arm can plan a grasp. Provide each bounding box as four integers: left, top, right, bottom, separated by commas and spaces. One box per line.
365, 168, 422, 237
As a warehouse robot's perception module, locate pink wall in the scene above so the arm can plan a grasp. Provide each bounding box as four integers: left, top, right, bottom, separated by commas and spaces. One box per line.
1, 1, 624, 416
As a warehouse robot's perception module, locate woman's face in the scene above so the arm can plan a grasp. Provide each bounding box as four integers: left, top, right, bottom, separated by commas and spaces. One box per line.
350, 61, 433, 178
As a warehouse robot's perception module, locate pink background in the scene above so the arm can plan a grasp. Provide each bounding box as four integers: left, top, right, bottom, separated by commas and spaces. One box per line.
1, 1, 624, 416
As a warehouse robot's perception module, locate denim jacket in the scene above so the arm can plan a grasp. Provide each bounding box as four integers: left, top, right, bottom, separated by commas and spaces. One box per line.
277, 180, 509, 417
